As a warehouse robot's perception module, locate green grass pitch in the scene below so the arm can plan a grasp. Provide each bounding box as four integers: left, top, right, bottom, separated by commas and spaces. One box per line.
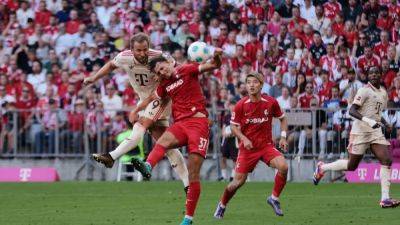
0, 182, 399, 225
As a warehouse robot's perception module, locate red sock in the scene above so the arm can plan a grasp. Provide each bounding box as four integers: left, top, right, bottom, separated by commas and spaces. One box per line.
272, 172, 287, 198
220, 186, 237, 206
146, 144, 166, 168
185, 181, 201, 217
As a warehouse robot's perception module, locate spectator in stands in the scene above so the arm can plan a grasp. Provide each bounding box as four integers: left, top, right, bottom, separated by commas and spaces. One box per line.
277, 86, 291, 110
101, 83, 122, 117
34, 98, 64, 154
16, 1, 34, 29
61, 98, 85, 153
86, 101, 111, 153
269, 73, 287, 98
339, 68, 363, 102
298, 82, 319, 108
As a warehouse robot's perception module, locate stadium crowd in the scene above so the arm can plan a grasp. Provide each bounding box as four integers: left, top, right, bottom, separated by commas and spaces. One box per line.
1, 0, 400, 159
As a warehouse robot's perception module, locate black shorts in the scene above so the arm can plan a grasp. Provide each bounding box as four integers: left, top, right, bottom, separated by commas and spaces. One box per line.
221, 137, 238, 161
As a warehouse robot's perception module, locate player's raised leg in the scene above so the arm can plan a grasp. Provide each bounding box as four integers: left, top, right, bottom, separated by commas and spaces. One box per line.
131, 129, 181, 178
150, 125, 189, 189
370, 143, 400, 208
267, 155, 288, 216
313, 151, 362, 185
92, 117, 151, 168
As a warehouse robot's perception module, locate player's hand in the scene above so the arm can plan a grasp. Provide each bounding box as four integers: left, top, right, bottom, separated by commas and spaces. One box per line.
214, 48, 223, 56
242, 137, 253, 150
279, 138, 288, 152
83, 76, 96, 86
362, 117, 380, 129
129, 110, 139, 124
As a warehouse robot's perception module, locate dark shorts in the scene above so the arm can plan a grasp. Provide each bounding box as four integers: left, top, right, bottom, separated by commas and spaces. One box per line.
235, 145, 283, 174
221, 137, 238, 161
167, 117, 210, 158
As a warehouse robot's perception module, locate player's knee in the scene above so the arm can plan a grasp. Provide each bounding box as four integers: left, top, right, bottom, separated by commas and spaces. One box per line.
279, 163, 289, 175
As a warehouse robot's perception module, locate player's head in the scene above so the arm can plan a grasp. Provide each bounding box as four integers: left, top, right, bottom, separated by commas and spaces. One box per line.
130, 32, 150, 65
245, 72, 263, 96
368, 66, 381, 86
149, 55, 174, 79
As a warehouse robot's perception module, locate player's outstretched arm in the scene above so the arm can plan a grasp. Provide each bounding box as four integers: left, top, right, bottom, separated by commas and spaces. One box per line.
349, 104, 381, 129
279, 116, 289, 152
231, 124, 253, 150
83, 61, 117, 86
199, 48, 223, 73
129, 93, 159, 123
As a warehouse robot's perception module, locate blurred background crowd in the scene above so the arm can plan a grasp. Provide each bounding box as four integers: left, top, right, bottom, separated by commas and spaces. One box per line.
1, 0, 400, 161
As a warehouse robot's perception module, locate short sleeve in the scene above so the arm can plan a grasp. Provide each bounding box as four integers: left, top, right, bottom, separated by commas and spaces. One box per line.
271, 98, 284, 119
230, 101, 243, 126
352, 88, 367, 106
112, 51, 132, 68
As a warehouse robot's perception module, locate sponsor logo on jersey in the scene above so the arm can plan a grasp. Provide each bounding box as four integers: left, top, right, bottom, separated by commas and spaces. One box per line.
245, 117, 268, 124
166, 79, 184, 92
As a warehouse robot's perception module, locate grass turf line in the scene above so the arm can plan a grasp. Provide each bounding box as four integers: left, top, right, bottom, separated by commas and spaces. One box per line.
0, 182, 399, 225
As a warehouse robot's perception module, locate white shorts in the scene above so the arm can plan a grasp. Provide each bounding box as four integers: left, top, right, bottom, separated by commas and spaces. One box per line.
348, 129, 390, 155
138, 99, 171, 127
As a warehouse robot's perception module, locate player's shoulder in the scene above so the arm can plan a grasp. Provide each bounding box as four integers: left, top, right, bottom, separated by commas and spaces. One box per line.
148, 48, 162, 59
176, 62, 200, 73
237, 96, 250, 106
115, 50, 134, 63
261, 94, 277, 103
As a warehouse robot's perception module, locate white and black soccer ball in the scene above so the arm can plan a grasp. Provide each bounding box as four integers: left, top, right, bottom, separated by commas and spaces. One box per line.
187, 41, 211, 63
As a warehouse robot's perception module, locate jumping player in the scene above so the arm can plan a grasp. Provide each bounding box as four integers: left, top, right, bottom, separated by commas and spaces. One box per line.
214, 72, 289, 218
128, 49, 223, 225
82, 33, 189, 190
313, 66, 400, 208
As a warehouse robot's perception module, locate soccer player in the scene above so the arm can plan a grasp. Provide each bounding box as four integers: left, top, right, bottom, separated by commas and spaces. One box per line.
82, 33, 189, 190
313, 66, 400, 208
128, 49, 223, 225
214, 72, 289, 218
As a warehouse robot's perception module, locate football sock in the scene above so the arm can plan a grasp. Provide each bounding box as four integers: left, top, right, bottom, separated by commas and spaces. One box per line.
272, 172, 287, 199
109, 123, 145, 160
166, 148, 189, 187
380, 165, 391, 201
146, 144, 166, 168
221, 185, 238, 206
185, 181, 201, 217
221, 169, 227, 180
321, 159, 348, 172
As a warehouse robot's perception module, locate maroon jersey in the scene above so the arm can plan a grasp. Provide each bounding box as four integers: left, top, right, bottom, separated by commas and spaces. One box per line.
230, 95, 284, 150
156, 63, 208, 122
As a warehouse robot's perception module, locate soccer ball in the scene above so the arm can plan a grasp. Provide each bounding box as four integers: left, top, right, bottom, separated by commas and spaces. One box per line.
188, 41, 211, 63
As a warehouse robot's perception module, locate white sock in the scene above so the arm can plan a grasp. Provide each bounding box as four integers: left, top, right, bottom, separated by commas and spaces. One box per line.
230, 169, 236, 179
221, 169, 227, 179
184, 215, 193, 220
321, 159, 348, 172
380, 165, 391, 201
109, 123, 146, 160
271, 194, 279, 200
166, 148, 189, 187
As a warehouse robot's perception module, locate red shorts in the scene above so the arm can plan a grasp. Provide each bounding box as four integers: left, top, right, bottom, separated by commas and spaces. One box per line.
235, 145, 283, 174
166, 117, 210, 158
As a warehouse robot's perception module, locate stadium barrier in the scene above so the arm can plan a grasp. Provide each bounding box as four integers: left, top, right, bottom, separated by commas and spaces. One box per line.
1, 108, 399, 159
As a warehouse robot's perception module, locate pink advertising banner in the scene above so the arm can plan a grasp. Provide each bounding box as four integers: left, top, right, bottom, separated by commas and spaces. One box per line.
345, 163, 400, 183
0, 167, 59, 182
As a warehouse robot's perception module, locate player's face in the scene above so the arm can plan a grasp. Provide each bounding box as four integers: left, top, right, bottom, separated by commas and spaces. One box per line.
154, 61, 174, 79
246, 77, 262, 95
132, 41, 149, 64
368, 67, 381, 86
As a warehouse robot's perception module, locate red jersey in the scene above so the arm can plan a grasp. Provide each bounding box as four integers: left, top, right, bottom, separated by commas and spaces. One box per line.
357, 54, 381, 73
374, 42, 393, 59
230, 94, 284, 150
298, 93, 320, 108
156, 63, 208, 122
323, 1, 342, 20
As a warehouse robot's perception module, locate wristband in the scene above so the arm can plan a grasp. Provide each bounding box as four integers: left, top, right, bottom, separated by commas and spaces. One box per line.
361, 117, 377, 128
281, 131, 287, 139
